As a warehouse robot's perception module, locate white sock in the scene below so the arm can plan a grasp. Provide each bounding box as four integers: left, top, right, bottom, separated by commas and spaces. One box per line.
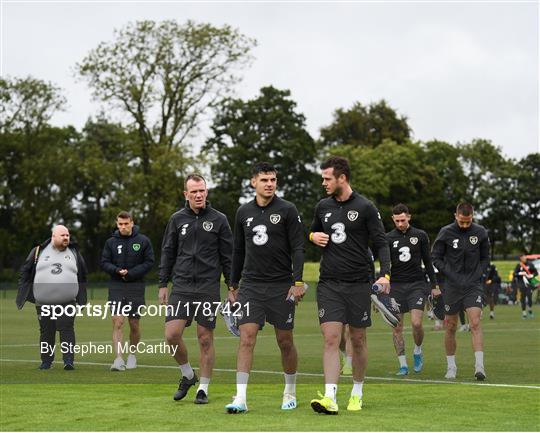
236, 372, 249, 401
324, 384, 337, 402
179, 362, 194, 379
197, 376, 210, 394
344, 356, 352, 367
351, 380, 364, 398
284, 372, 296, 395
447, 355, 457, 369
398, 355, 407, 368
413, 345, 422, 355
474, 351, 484, 368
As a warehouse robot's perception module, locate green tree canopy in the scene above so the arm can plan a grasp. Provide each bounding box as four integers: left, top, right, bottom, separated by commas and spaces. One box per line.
203, 86, 320, 223
76, 19, 256, 157
0, 76, 66, 134
319, 100, 411, 148
324, 140, 448, 240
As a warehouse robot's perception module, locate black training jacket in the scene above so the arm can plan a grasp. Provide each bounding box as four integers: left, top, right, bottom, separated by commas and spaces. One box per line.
230, 195, 304, 286
431, 221, 490, 292
387, 225, 436, 287
311, 191, 390, 282
16, 238, 88, 310
100, 225, 155, 290
159, 203, 233, 294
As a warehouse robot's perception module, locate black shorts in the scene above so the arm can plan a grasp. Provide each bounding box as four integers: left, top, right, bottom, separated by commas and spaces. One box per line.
236, 281, 295, 330
390, 281, 427, 313
316, 279, 371, 328
108, 292, 145, 319
484, 284, 499, 297
443, 288, 484, 316
165, 292, 220, 329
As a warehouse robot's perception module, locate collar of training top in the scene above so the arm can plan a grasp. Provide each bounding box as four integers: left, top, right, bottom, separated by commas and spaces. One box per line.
252, 194, 278, 209
184, 201, 211, 216
331, 190, 358, 204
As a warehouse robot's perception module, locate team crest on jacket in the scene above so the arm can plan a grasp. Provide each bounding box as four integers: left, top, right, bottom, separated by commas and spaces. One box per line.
270, 214, 281, 224
409, 237, 418, 245
347, 210, 358, 221
203, 221, 213, 232
132, 243, 141, 251
469, 236, 478, 245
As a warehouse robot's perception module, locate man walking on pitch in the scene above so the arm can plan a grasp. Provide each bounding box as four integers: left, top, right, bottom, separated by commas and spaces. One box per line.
386, 204, 440, 375
17, 225, 87, 370
432, 203, 490, 381
309, 156, 391, 414
514, 254, 538, 319
101, 211, 154, 371
225, 162, 305, 414
159, 174, 233, 404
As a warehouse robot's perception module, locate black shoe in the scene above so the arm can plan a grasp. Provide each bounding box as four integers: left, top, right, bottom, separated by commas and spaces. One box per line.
38, 361, 52, 370
173, 374, 198, 401
64, 362, 75, 370
371, 293, 400, 327
194, 389, 208, 404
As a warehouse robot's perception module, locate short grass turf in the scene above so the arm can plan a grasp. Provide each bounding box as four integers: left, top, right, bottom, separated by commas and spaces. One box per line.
1, 278, 539, 431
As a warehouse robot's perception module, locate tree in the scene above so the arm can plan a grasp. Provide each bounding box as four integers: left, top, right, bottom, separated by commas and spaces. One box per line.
76, 20, 255, 251
319, 100, 411, 148
72, 118, 136, 271
422, 140, 468, 214
0, 76, 66, 134
459, 139, 506, 207
0, 77, 73, 271
324, 140, 448, 241
203, 86, 319, 224
76, 20, 256, 159
0, 126, 80, 271
512, 153, 540, 252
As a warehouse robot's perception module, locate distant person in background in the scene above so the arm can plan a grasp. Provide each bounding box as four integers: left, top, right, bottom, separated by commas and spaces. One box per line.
483, 263, 501, 319
101, 211, 154, 371
17, 225, 87, 370
458, 309, 469, 332
514, 254, 538, 319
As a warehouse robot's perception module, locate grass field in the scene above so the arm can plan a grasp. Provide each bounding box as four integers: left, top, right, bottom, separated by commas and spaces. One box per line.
1, 262, 539, 431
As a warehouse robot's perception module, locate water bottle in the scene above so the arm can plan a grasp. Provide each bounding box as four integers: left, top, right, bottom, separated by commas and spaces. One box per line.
372, 283, 384, 294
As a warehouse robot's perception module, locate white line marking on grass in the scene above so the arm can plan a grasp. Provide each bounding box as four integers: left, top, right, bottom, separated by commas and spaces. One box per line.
1, 327, 539, 347
1, 358, 539, 390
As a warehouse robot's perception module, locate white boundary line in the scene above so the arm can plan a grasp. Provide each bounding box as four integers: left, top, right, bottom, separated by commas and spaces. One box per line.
1, 358, 539, 390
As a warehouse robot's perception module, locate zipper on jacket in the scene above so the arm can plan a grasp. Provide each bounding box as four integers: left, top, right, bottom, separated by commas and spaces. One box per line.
193, 215, 198, 285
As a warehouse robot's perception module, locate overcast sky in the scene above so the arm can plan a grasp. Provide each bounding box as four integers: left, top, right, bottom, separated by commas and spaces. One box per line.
2, 1, 538, 159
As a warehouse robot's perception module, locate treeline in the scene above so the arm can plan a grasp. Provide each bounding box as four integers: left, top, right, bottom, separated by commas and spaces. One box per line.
1, 20, 538, 277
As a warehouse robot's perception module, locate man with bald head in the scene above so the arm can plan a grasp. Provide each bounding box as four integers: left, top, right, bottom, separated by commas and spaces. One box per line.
17, 225, 87, 370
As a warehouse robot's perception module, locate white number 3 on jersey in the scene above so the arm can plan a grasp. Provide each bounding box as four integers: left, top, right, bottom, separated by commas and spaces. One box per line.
399, 246, 411, 262
252, 224, 269, 246
330, 222, 347, 244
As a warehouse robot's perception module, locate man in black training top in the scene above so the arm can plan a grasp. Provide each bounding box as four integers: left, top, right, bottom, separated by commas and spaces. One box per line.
101, 211, 154, 371
159, 174, 233, 404
225, 162, 305, 414
309, 156, 391, 414
432, 202, 490, 381
386, 203, 440, 376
